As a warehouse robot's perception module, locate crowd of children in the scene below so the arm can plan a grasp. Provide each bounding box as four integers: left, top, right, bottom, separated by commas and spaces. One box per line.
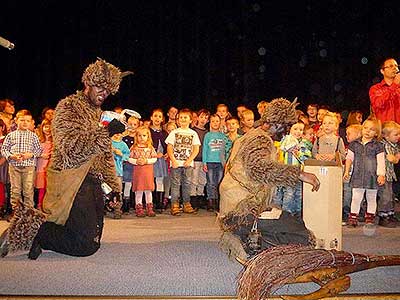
0, 97, 399, 229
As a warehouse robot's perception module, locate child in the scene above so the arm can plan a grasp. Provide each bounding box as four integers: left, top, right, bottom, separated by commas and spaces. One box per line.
306, 103, 319, 128
343, 118, 385, 227
302, 124, 315, 145
342, 124, 362, 223
149, 108, 169, 212
377, 121, 400, 227
314, 106, 329, 137
122, 115, 140, 213
1, 109, 42, 210
346, 110, 363, 127
34, 119, 53, 210
111, 131, 131, 219
129, 126, 158, 217
216, 103, 231, 134
0, 119, 9, 219
190, 109, 210, 209
224, 116, 241, 161
165, 108, 200, 216
239, 109, 255, 135
163, 121, 177, 208
254, 100, 268, 128
202, 114, 226, 211
272, 121, 310, 216
312, 112, 346, 163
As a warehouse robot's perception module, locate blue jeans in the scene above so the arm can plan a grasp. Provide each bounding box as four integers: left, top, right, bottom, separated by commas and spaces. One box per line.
170, 167, 193, 204
342, 181, 352, 220
205, 162, 224, 200
272, 182, 302, 215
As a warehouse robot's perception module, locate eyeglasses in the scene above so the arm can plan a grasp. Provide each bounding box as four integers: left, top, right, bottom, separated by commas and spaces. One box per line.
382, 64, 399, 69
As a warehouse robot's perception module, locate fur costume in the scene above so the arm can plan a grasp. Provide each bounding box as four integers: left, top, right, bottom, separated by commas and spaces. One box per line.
6, 204, 46, 252
42, 90, 120, 225
0, 58, 129, 257
218, 97, 301, 257
81, 58, 132, 95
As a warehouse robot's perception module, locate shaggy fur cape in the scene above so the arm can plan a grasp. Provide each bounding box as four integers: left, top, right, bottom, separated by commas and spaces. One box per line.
219, 127, 300, 221
43, 90, 120, 225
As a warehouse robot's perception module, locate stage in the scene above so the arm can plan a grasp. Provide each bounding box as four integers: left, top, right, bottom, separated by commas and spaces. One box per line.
0, 210, 400, 300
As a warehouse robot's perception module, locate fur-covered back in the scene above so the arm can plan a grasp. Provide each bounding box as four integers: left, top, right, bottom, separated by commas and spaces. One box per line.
240, 128, 300, 188
219, 127, 300, 223
49, 90, 120, 192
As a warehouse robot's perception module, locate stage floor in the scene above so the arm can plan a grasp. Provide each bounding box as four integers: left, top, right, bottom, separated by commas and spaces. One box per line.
0, 210, 400, 299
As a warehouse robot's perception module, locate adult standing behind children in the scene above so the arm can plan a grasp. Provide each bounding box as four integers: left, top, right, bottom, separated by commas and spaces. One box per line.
165, 108, 200, 216
0, 58, 129, 259
369, 57, 400, 123
1, 109, 42, 211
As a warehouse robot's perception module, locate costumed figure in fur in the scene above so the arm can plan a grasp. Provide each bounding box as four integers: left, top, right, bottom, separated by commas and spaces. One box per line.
218, 98, 320, 260
0, 58, 132, 259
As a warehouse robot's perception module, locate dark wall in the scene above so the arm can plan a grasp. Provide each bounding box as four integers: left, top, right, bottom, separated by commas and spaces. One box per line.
1, 1, 399, 120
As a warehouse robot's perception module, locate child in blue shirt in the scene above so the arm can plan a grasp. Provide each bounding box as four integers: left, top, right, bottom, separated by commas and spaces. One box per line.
111, 132, 131, 218
202, 114, 226, 212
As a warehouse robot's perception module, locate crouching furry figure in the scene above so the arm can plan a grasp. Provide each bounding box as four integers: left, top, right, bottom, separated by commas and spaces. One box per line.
0, 58, 130, 259
218, 98, 320, 260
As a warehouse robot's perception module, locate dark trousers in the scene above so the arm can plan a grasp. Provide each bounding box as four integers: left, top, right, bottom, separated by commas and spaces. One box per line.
36, 175, 104, 257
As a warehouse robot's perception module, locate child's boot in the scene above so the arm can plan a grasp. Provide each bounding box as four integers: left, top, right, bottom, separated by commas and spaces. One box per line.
157, 192, 164, 214
365, 213, 376, 225
207, 199, 215, 212
347, 213, 358, 227
146, 203, 156, 217
122, 197, 130, 215
170, 202, 181, 216
183, 202, 197, 214
135, 203, 146, 217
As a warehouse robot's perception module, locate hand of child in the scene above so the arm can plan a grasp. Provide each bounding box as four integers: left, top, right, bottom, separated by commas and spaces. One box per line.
157, 152, 164, 159
137, 157, 146, 165
183, 160, 191, 168
21, 152, 33, 160
113, 148, 122, 156
10, 153, 23, 161
387, 154, 398, 163
343, 172, 350, 181
171, 160, 179, 169
203, 164, 208, 172
377, 175, 385, 186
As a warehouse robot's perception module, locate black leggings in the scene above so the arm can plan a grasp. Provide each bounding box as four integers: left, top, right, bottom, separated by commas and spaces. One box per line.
37, 175, 104, 257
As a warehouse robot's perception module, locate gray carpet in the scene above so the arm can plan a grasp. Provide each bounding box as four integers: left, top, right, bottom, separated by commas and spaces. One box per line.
0, 210, 399, 296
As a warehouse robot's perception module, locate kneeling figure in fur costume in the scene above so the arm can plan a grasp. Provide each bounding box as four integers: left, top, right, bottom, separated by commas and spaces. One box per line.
218, 98, 320, 260
0, 58, 131, 259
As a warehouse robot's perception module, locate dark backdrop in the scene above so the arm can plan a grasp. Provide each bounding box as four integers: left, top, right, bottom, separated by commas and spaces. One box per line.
1, 0, 399, 120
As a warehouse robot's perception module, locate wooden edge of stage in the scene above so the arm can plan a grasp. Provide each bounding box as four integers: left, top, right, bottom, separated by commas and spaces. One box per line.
1, 295, 400, 300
